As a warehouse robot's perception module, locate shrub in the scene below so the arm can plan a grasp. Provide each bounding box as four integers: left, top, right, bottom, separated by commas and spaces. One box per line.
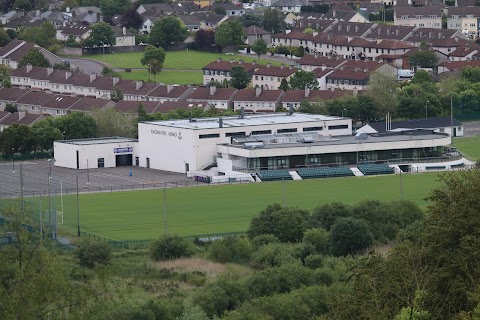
330, 217, 373, 256
75, 239, 112, 269
303, 228, 329, 254
313, 269, 334, 286
251, 234, 280, 249
208, 240, 233, 263
250, 243, 297, 269
150, 235, 194, 261
305, 254, 324, 269
208, 237, 252, 263
293, 243, 316, 265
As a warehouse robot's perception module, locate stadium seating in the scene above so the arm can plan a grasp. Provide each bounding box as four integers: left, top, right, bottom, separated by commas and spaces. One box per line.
296, 166, 354, 179
357, 164, 394, 176
257, 170, 293, 181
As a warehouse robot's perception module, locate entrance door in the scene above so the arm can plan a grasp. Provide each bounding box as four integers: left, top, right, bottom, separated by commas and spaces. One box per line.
98, 158, 105, 168
135, 157, 139, 166
115, 154, 132, 167
146, 157, 150, 168
76, 150, 79, 169
453, 127, 457, 137
185, 163, 189, 174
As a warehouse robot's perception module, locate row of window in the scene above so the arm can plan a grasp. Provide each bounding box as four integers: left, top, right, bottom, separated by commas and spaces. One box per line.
204, 70, 230, 76
254, 76, 282, 82
327, 79, 368, 86
198, 125, 348, 139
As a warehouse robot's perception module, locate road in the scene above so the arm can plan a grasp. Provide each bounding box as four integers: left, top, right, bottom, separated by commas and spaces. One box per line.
64, 58, 106, 74
463, 121, 480, 137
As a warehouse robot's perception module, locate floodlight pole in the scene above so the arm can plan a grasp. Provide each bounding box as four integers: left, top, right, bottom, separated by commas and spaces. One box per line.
11, 148, 15, 173
400, 169, 403, 199
87, 159, 90, 185
163, 187, 167, 237
20, 164, 24, 211
77, 175, 80, 237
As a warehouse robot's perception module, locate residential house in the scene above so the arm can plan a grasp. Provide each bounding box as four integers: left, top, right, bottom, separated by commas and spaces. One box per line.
202, 58, 258, 85
297, 54, 347, 71
281, 88, 338, 110
324, 21, 374, 38
187, 86, 237, 109
271, 0, 310, 13
448, 45, 480, 61
323, 4, 370, 23
394, 6, 443, 29
294, 13, 337, 31
114, 27, 136, 47
313, 68, 334, 89
156, 100, 210, 113
0, 87, 29, 110
326, 60, 397, 90
15, 91, 56, 114
205, 3, 245, 16
198, 13, 229, 29
0, 112, 47, 132
118, 82, 159, 101
56, 25, 91, 42
0, 39, 64, 69
244, 25, 271, 45
437, 59, 480, 73
232, 87, 284, 112
272, 31, 313, 48
363, 25, 415, 41
177, 14, 201, 32
39, 94, 82, 117
69, 97, 114, 113
404, 27, 468, 46
252, 64, 297, 90
447, 6, 480, 39
356, 117, 464, 137
112, 100, 161, 114
146, 85, 195, 102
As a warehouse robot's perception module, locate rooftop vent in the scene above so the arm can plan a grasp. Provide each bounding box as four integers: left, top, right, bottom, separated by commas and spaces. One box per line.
355, 132, 368, 140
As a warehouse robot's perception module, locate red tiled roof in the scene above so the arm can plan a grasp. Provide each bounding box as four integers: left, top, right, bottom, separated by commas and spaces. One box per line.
70, 97, 112, 112
16, 91, 55, 106
341, 60, 387, 71
116, 81, 158, 96
202, 59, 258, 72
449, 46, 480, 57
244, 25, 269, 35
273, 31, 313, 41
253, 65, 297, 77
366, 39, 414, 50
0, 39, 24, 56
313, 68, 333, 78
4, 43, 36, 62
0, 112, 46, 126
188, 87, 237, 100
0, 88, 29, 102
327, 69, 370, 81
233, 89, 283, 102
154, 101, 209, 113
298, 54, 347, 68
113, 100, 160, 114
365, 25, 415, 41
147, 85, 191, 99
438, 60, 480, 70
43, 95, 82, 110
282, 89, 333, 102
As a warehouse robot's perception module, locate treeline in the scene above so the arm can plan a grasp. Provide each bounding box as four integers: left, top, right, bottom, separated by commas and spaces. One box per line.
0, 107, 236, 157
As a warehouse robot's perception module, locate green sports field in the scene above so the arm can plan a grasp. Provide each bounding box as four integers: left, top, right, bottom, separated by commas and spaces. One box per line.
120, 70, 203, 84
44, 172, 442, 241
88, 50, 281, 70
454, 136, 480, 160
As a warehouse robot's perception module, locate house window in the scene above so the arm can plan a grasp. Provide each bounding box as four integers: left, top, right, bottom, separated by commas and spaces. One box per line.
226, 131, 246, 137
328, 125, 348, 130
303, 126, 323, 131
277, 128, 297, 133
251, 130, 272, 135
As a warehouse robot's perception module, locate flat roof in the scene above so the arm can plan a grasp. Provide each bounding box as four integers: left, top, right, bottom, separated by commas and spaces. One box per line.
142, 112, 344, 130
55, 137, 138, 146
225, 130, 450, 149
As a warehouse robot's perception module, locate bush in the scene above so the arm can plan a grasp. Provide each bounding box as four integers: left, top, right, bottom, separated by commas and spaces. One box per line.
180, 271, 207, 287
330, 217, 374, 256
303, 228, 329, 254
293, 243, 316, 265
313, 269, 334, 286
208, 237, 253, 263
250, 243, 297, 269
208, 240, 233, 263
305, 254, 324, 269
251, 234, 280, 248
150, 235, 194, 261
75, 239, 112, 269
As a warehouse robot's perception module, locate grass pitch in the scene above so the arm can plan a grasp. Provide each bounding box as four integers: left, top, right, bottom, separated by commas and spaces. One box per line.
454, 136, 480, 160
50, 173, 442, 241
120, 70, 203, 84
88, 50, 281, 70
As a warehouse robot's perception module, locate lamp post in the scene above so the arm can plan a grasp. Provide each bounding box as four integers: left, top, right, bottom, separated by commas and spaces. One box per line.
11, 148, 15, 173
342, 108, 347, 117
86, 159, 90, 185
425, 100, 429, 119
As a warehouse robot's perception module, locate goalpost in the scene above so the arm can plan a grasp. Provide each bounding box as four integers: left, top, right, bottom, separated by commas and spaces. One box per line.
56, 180, 64, 225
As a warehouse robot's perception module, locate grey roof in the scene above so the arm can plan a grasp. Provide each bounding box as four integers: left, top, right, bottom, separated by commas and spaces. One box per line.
272, 0, 310, 6
57, 137, 138, 145
365, 117, 462, 133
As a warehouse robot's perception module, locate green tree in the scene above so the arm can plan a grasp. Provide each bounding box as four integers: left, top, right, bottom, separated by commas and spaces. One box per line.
330, 217, 373, 256
248, 203, 310, 243
177, 302, 210, 320
149, 16, 188, 49
366, 71, 399, 117
18, 48, 50, 68
92, 108, 136, 137
4, 103, 16, 113
110, 87, 123, 102
141, 44, 166, 82
31, 117, 62, 151
75, 239, 112, 269
262, 8, 286, 33
252, 38, 268, 60
240, 13, 263, 27
120, 7, 144, 30
99, 0, 130, 18
311, 202, 352, 231
54, 111, 97, 139
86, 22, 116, 50
289, 70, 319, 90
150, 234, 194, 261
61, 0, 79, 10
279, 78, 289, 91
396, 82, 441, 119
214, 21, 245, 50
411, 69, 433, 84
408, 43, 439, 69
0, 123, 35, 154
214, 5, 226, 15
12, 0, 32, 11
230, 66, 251, 89
0, 27, 10, 47
302, 228, 329, 254
460, 66, 480, 83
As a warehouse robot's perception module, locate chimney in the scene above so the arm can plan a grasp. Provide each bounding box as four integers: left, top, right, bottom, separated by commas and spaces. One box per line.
327, 34, 332, 40
26, 64, 33, 73
280, 64, 284, 69
167, 84, 174, 93
439, 33, 443, 39
219, 117, 223, 128
65, 71, 72, 79
252, 60, 256, 65
313, 31, 318, 37
289, 65, 293, 69
135, 81, 143, 90
210, 86, 216, 96
47, 67, 53, 76
239, 60, 244, 64
96, 12, 100, 22
230, 59, 234, 63
396, 29, 399, 36
89, 74, 96, 82
304, 87, 310, 97
387, 28, 390, 36
288, 104, 294, 115
420, 31, 423, 37
123, 27, 127, 36
314, 53, 318, 58
216, 57, 222, 62
113, 77, 119, 86
18, 112, 26, 120
378, 27, 381, 35
267, 62, 272, 68
429, 31, 432, 38
36, 10, 40, 17
65, 6, 70, 13
333, 9, 336, 18
240, 106, 244, 119
346, 25, 350, 32
255, 86, 261, 97
353, 87, 358, 97
355, 25, 359, 33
